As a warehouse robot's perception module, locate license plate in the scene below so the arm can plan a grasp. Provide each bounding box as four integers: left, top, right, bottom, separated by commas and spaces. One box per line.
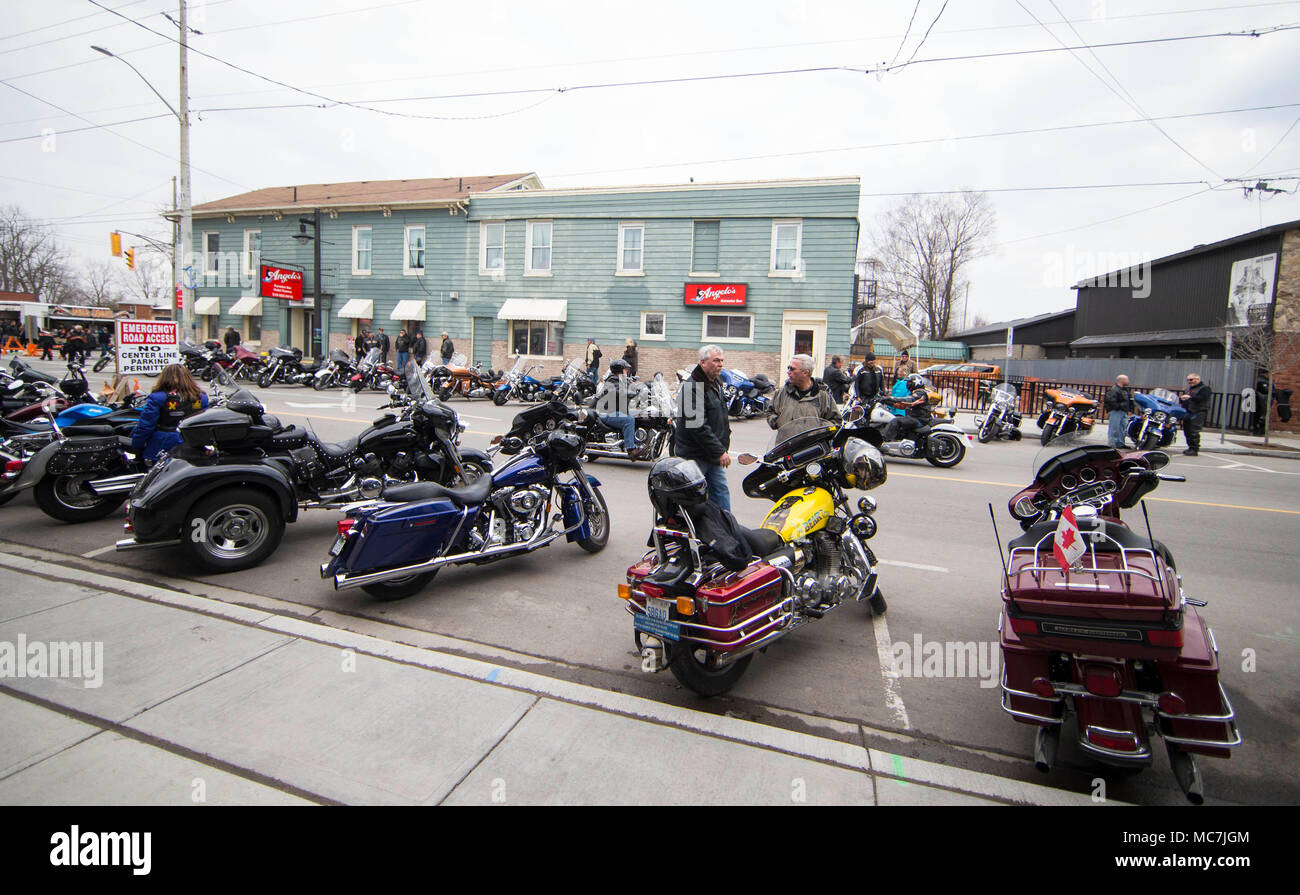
329, 534, 347, 556
646, 597, 672, 621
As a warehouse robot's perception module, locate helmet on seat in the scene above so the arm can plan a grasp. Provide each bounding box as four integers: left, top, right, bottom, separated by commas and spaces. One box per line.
647, 457, 708, 518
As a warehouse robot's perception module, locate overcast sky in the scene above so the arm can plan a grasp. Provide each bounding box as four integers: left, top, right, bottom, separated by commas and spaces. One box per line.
3, 0, 1298, 325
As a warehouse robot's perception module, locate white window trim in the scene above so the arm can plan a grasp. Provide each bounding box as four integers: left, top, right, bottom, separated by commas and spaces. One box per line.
242, 229, 261, 278
689, 220, 721, 276
479, 221, 506, 277
352, 226, 372, 276
769, 218, 803, 278
701, 311, 754, 344
202, 231, 219, 279
507, 319, 564, 360
403, 224, 426, 276
616, 222, 645, 276
640, 310, 666, 342
524, 220, 552, 277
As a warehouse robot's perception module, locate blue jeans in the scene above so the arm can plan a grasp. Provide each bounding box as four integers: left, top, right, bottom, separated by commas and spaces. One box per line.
397, 351, 408, 371
602, 413, 636, 451
1108, 410, 1128, 448
700, 461, 731, 512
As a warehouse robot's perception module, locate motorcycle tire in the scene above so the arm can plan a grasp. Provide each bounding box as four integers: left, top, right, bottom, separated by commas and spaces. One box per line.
34, 474, 125, 523
925, 434, 965, 468
257, 371, 273, 389
362, 569, 439, 602
312, 375, 330, 391
182, 486, 284, 573
492, 391, 509, 406
976, 414, 995, 443
669, 644, 753, 697
457, 460, 490, 486
1039, 421, 1059, 447
575, 487, 610, 554
868, 587, 887, 616
1141, 432, 1160, 451
201, 366, 215, 382
93, 356, 110, 373
437, 385, 453, 402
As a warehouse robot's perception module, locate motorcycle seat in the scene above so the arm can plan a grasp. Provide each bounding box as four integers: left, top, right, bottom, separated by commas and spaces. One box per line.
739, 525, 785, 557
316, 435, 361, 460
270, 424, 310, 449
382, 474, 493, 507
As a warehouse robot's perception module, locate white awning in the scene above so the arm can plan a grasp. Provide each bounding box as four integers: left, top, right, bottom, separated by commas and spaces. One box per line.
497, 299, 567, 322
391, 300, 426, 321
337, 298, 374, 319
229, 296, 263, 316
851, 315, 917, 351
194, 296, 221, 316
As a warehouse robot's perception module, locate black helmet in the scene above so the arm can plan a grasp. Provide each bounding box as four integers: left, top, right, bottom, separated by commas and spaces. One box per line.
60, 376, 88, 399
906, 373, 925, 391
647, 457, 707, 518
608, 358, 631, 376
843, 438, 887, 490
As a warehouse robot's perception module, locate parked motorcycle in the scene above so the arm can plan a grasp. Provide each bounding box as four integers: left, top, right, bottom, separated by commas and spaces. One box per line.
432, 352, 500, 400
622, 415, 888, 696
312, 349, 359, 391
322, 400, 608, 601
257, 345, 309, 388
999, 435, 1241, 803
116, 361, 492, 572
538, 359, 589, 405
92, 346, 117, 373
492, 357, 546, 405
583, 373, 677, 462
719, 367, 775, 419
1126, 389, 1186, 450
974, 382, 1024, 443
1037, 387, 1097, 446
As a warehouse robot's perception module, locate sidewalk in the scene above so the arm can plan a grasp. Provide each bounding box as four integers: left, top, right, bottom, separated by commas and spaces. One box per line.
0, 550, 1099, 807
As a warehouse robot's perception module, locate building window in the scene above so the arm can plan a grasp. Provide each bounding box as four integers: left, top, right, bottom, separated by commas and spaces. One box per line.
770, 219, 802, 275
691, 220, 720, 275
353, 226, 372, 275
245, 314, 261, 341
640, 310, 665, 341
480, 221, 505, 274
617, 222, 644, 275
243, 230, 261, 277
525, 220, 552, 275
405, 225, 425, 275
203, 232, 219, 277
702, 312, 752, 343
510, 320, 564, 357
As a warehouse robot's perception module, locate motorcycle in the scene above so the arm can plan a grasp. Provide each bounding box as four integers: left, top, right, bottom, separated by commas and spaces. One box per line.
312, 349, 360, 391
998, 435, 1241, 803
974, 382, 1024, 443
92, 346, 117, 373
583, 373, 677, 462
1036, 387, 1097, 446
719, 367, 775, 419
432, 352, 501, 400
492, 357, 546, 405
1126, 389, 1186, 450
257, 345, 310, 388
538, 359, 588, 405
860, 379, 968, 468
116, 360, 493, 572
322, 400, 609, 601
621, 415, 888, 696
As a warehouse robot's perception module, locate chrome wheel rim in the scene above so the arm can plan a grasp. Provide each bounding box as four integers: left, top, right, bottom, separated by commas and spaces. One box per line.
55, 475, 101, 508
202, 504, 269, 558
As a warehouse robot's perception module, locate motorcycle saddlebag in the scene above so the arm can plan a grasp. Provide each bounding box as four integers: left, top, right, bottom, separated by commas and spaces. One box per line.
999, 611, 1065, 726
693, 563, 788, 652
1154, 608, 1238, 757
46, 436, 122, 475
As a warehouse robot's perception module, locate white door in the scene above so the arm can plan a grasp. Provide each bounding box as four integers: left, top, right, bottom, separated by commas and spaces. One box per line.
780, 310, 827, 384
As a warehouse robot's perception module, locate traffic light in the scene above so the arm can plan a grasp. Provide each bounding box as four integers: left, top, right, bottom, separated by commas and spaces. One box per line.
110, 231, 122, 257
125, 248, 135, 270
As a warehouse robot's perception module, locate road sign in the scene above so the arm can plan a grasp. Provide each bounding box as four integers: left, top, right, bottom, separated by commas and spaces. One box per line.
117, 319, 180, 377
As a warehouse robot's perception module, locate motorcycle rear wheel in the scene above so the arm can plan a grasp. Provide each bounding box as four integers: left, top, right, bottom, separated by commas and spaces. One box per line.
34, 474, 125, 523
362, 569, 438, 601
925, 434, 965, 468
93, 356, 110, 373
669, 645, 753, 697
182, 487, 284, 573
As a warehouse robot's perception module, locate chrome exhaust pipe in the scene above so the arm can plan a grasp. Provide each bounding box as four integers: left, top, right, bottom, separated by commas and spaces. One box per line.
115, 537, 182, 552
88, 473, 145, 495
333, 529, 561, 590
1034, 725, 1060, 773
1167, 744, 1205, 805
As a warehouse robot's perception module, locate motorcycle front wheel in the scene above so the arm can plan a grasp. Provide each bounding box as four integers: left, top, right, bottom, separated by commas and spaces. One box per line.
312, 374, 331, 391
976, 413, 995, 443
257, 370, 274, 389
93, 356, 110, 373
669, 644, 753, 697
576, 486, 609, 554
1040, 420, 1059, 447
1141, 432, 1160, 450
492, 390, 509, 406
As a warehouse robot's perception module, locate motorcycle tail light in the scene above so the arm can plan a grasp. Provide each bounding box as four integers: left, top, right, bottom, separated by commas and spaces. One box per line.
1147, 628, 1183, 648
336, 519, 356, 536
1030, 677, 1056, 699
1083, 664, 1122, 698
1157, 692, 1187, 715
4, 460, 21, 474
1085, 727, 1140, 752
1008, 617, 1038, 636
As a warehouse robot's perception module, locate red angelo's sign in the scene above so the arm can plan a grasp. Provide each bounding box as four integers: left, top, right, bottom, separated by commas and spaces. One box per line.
260, 264, 304, 301
684, 283, 746, 307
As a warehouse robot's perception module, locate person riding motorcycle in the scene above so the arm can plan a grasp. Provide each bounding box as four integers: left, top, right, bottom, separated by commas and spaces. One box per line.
883, 373, 931, 441
595, 359, 645, 460
130, 364, 209, 462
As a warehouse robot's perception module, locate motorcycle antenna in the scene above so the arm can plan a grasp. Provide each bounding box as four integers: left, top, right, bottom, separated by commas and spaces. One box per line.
1139, 498, 1171, 606
987, 503, 1013, 596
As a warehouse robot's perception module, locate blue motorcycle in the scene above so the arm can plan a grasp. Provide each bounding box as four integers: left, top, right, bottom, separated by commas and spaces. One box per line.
492, 358, 547, 405
321, 401, 608, 601
1126, 389, 1187, 450
718, 368, 775, 419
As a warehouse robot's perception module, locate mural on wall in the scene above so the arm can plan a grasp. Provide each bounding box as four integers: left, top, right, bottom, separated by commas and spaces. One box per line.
1227, 253, 1277, 326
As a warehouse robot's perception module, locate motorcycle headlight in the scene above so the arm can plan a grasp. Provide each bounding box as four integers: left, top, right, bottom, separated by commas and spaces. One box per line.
1153, 411, 1166, 421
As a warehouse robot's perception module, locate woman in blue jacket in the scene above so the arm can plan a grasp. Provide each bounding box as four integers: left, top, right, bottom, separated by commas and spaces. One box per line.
130, 364, 209, 461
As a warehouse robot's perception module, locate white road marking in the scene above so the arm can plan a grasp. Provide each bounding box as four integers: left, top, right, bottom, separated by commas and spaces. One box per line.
81, 544, 118, 558
878, 559, 950, 573
871, 611, 912, 730
284, 401, 344, 408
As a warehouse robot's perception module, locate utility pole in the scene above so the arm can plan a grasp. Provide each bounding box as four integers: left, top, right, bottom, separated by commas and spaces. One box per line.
178, 0, 194, 342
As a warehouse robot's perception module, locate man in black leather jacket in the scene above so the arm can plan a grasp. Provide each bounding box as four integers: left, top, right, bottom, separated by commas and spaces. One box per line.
854, 351, 884, 406
674, 345, 732, 509
1178, 373, 1213, 455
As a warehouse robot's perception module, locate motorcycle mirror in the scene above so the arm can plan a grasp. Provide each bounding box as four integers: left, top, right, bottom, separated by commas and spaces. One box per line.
737, 452, 759, 466
1145, 451, 1170, 470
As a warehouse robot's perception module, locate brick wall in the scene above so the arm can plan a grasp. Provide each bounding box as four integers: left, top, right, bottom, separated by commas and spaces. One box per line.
1269, 229, 1300, 432
489, 341, 786, 383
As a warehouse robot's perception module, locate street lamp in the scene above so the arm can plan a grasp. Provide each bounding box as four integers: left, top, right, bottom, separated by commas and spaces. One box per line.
91, 25, 192, 342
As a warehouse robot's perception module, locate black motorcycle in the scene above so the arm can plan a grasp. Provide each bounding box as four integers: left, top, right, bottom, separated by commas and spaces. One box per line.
582, 373, 677, 462
257, 345, 308, 388
117, 361, 492, 572
974, 382, 1024, 443
311, 348, 359, 391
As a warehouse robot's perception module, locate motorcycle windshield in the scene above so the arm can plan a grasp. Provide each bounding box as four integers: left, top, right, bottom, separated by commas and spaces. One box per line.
649, 374, 676, 416
360, 347, 380, 368
1031, 431, 1114, 482
563, 358, 584, 381
991, 382, 1017, 402
450, 353, 468, 368
405, 357, 439, 403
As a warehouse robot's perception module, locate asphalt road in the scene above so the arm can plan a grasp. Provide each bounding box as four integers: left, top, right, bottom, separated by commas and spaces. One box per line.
5, 359, 1298, 806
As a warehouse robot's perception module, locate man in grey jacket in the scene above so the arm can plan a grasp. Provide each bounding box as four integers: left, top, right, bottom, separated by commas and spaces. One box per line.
769, 354, 840, 431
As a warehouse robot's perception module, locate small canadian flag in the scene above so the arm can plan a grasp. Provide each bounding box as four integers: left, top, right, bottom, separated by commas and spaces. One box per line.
1052, 504, 1086, 571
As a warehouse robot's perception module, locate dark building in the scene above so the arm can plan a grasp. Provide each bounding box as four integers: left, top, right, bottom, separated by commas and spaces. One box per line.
949, 308, 1075, 360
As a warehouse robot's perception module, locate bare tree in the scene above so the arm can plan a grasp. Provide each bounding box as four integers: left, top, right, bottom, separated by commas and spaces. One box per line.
1221, 325, 1300, 445
0, 205, 72, 299
871, 192, 996, 340
121, 250, 170, 308
77, 259, 124, 308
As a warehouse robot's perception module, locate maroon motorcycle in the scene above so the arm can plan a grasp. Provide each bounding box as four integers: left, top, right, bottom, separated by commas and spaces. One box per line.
998, 435, 1241, 803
